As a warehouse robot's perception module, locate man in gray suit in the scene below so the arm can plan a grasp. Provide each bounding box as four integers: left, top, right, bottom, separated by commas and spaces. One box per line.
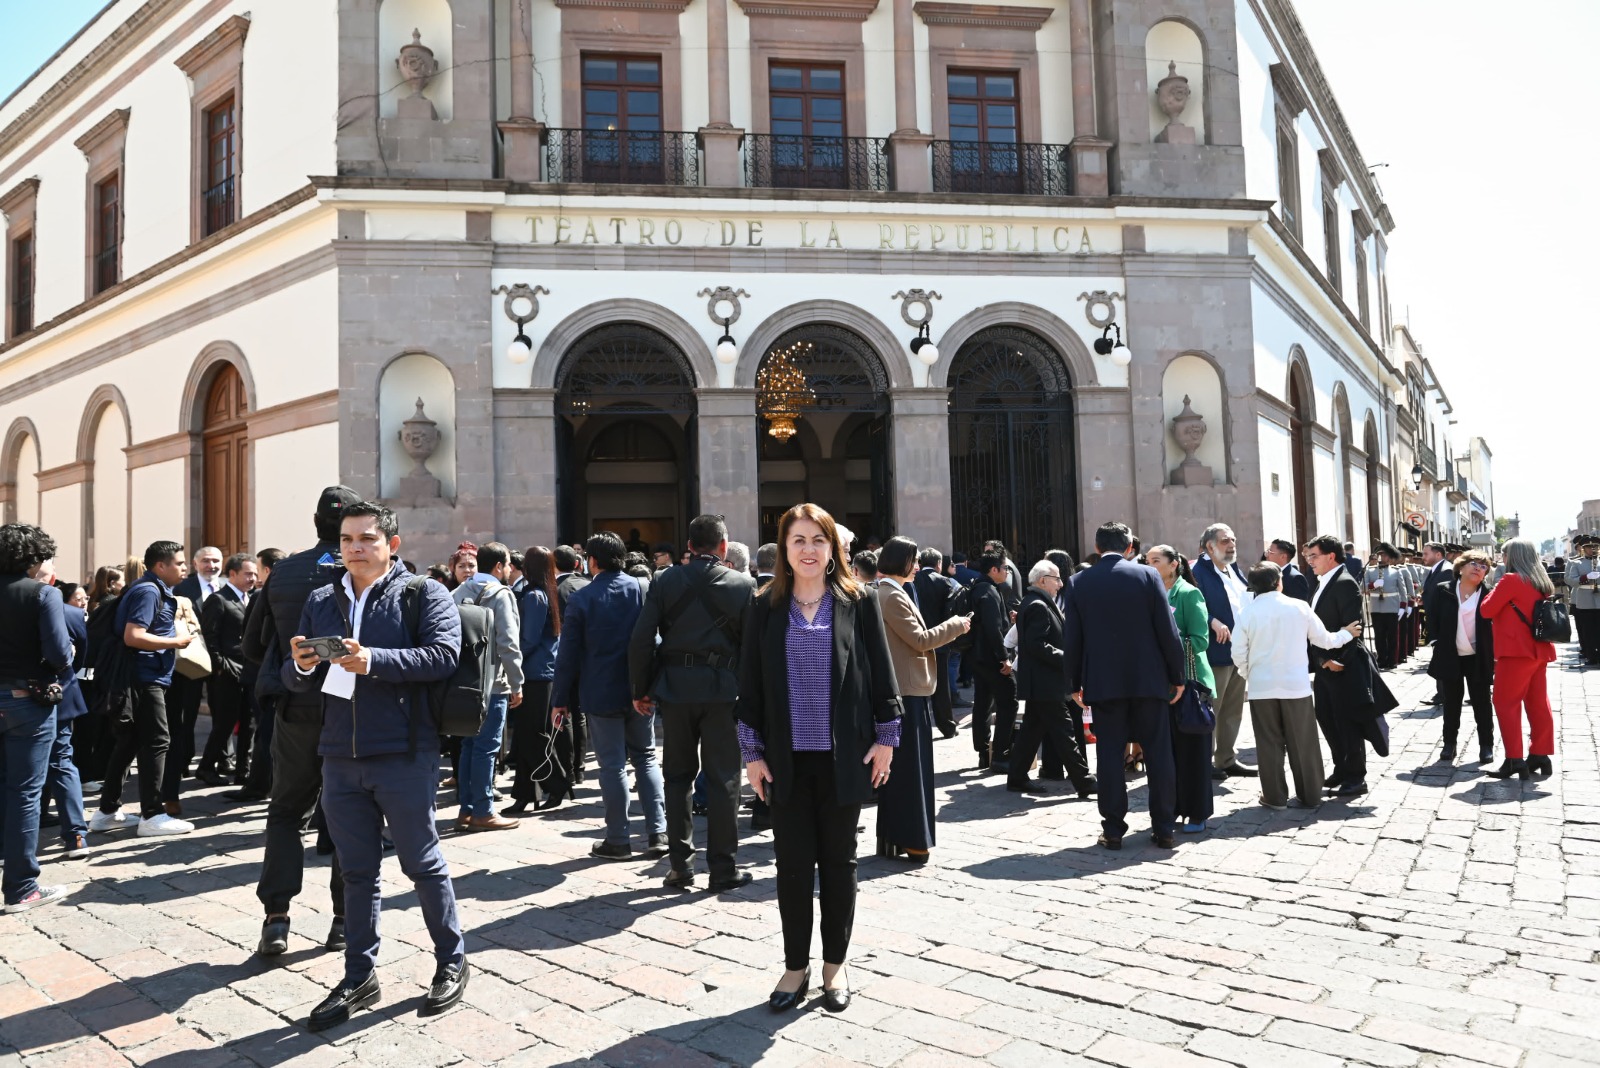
1569, 536, 1600, 666
629, 514, 756, 892
1363, 543, 1411, 670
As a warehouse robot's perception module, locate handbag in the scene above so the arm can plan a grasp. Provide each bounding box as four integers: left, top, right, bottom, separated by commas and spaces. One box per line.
1174, 636, 1215, 735
1511, 597, 1571, 645
173, 598, 213, 680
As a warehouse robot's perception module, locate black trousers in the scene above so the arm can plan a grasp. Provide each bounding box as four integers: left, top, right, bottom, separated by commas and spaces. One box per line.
1575, 608, 1600, 664
930, 649, 956, 735
1313, 672, 1366, 786
1371, 614, 1399, 670
509, 680, 564, 802
1090, 698, 1175, 839
160, 674, 204, 802
100, 684, 170, 819
1039, 703, 1087, 779
243, 694, 276, 796
1439, 657, 1494, 749
771, 752, 859, 970
1009, 695, 1091, 789
257, 709, 344, 917
970, 661, 1018, 760
661, 701, 740, 880
570, 709, 589, 785
200, 673, 252, 780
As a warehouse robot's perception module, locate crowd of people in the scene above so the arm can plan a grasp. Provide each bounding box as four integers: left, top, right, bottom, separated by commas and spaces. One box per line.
0, 486, 1581, 1028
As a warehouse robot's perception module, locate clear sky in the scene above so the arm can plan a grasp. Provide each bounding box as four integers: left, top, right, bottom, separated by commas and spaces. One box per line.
2, 2, 1593, 544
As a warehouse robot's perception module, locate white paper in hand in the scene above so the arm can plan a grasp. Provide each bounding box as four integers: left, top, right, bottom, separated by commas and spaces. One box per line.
322, 663, 356, 699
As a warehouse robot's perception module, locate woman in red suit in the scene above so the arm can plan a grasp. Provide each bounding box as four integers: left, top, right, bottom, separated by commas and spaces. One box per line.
1480, 538, 1558, 780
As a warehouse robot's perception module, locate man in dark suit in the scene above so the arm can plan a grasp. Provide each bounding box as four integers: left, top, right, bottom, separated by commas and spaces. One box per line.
1191, 524, 1257, 780
1303, 534, 1368, 796
1008, 559, 1094, 797
1266, 539, 1311, 602
553, 546, 591, 785
1343, 542, 1366, 583
196, 553, 259, 785
969, 552, 1021, 771
629, 515, 755, 892
1418, 542, 1451, 702
913, 548, 960, 738
1060, 522, 1185, 849
161, 545, 223, 811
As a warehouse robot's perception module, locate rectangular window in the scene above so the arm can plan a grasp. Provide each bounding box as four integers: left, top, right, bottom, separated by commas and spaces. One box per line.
945, 69, 1021, 192
1321, 189, 1340, 293
1354, 237, 1371, 330
768, 63, 847, 188
9, 231, 34, 337
203, 95, 236, 237
93, 175, 120, 294
1276, 125, 1300, 239
578, 54, 664, 182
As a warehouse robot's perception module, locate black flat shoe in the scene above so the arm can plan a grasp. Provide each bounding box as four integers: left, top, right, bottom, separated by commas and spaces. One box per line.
257, 917, 290, 957
222, 788, 267, 803
708, 871, 753, 893
307, 973, 380, 1032
423, 961, 468, 1015
822, 986, 851, 1012
325, 917, 346, 952
1335, 781, 1368, 797
769, 968, 810, 1012
1323, 772, 1341, 789
1478, 746, 1494, 764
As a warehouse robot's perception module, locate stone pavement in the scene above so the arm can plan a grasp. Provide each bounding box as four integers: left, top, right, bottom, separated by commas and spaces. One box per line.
3, 648, 1599, 1068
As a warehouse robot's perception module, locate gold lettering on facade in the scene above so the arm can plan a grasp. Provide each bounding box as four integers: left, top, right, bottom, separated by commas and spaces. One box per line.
555, 217, 572, 245
904, 224, 921, 250
528, 216, 542, 242
637, 218, 656, 244
747, 220, 764, 247
1079, 229, 1094, 254
609, 217, 626, 243
980, 225, 995, 251
1004, 225, 1022, 252
581, 218, 599, 244
878, 224, 894, 249
719, 220, 738, 246
520, 214, 1103, 254
800, 221, 817, 248
955, 225, 970, 250
1032, 225, 1039, 252
825, 222, 841, 248
929, 223, 946, 249
1053, 226, 1070, 251
664, 219, 683, 245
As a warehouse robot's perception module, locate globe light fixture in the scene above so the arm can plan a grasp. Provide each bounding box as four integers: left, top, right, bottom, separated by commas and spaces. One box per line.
507, 333, 533, 364
698, 285, 750, 368
492, 282, 549, 367
1094, 323, 1132, 366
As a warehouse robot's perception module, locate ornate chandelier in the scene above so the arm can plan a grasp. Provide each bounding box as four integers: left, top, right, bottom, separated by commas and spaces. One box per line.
756, 341, 817, 441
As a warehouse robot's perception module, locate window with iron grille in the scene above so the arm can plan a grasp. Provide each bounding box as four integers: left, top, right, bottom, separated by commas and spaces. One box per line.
203, 95, 237, 237
1321, 185, 1340, 293
93, 175, 120, 294
578, 54, 665, 182
9, 232, 33, 337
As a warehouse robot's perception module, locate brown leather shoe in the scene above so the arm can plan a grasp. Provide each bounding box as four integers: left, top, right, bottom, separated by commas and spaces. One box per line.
453, 814, 471, 833
164, 801, 183, 818
467, 814, 520, 832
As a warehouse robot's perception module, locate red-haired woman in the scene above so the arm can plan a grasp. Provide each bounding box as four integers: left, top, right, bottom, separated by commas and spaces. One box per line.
738, 503, 902, 1014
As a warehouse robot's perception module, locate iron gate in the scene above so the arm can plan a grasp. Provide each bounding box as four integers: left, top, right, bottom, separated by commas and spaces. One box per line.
947, 326, 1077, 562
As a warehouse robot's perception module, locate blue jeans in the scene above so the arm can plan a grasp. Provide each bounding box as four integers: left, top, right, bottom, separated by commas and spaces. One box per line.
43, 717, 87, 844
588, 711, 665, 846
0, 695, 57, 904
457, 693, 509, 817
322, 750, 463, 983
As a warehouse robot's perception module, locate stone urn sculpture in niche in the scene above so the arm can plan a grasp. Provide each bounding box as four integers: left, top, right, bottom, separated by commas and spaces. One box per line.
1170, 395, 1214, 486
1154, 61, 1195, 144
396, 29, 439, 120
398, 398, 443, 498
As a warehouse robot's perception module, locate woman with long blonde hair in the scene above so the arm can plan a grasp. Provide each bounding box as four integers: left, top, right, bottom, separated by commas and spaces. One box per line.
737, 503, 902, 1013
1480, 539, 1558, 779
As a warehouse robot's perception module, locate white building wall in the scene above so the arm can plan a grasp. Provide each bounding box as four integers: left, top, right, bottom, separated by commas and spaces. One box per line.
254, 423, 340, 553
1258, 417, 1293, 539
1234, 1, 1278, 205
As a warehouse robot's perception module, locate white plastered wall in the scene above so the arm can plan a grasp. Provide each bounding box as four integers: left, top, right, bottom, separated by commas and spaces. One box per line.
253, 423, 341, 553
1234, 1, 1277, 204
90, 407, 130, 566
1257, 416, 1293, 541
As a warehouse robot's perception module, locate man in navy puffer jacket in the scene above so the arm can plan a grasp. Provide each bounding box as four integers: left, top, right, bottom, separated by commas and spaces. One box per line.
285, 501, 466, 1031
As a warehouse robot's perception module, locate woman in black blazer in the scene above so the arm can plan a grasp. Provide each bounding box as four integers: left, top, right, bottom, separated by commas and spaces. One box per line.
738, 503, 902, 1014
1427, 551, 1496, 764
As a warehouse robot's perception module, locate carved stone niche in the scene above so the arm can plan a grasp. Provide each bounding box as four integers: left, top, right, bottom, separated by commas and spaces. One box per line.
396, 29, 440, 120
398, 398, 443, 498
1169, 395, 1213, 486
1153, 61, 1195, 145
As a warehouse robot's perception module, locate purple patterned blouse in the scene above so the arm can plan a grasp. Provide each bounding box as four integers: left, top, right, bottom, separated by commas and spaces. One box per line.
738, 589, 901, 762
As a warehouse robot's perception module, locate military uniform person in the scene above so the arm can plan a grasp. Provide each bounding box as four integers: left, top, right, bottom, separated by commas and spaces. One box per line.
1364, 544, 1411, 670
1568, 536, 1600, 666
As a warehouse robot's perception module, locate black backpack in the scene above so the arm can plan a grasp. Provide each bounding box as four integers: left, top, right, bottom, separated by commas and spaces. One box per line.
943, 582, 977, 653
401, 577, 494, 739
84, 595, 135, 723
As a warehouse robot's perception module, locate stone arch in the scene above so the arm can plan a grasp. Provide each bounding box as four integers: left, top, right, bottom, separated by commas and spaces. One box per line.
181, 341, 256, 555
1284, 345, 1317, 425
1, 417, 42, 525
1145, 18, 1207, 145
180, 341, 258, 433
534, 299, 714, 390
1363, 409, 1383, 548
1160, 351, 1229, 485
736, 299, 909, 390
78, 385, 134, 576
1286, 351, 1317, 552
76, 384, 133, 463
929, 301, 1098, 389
1331, 382, 1355, 542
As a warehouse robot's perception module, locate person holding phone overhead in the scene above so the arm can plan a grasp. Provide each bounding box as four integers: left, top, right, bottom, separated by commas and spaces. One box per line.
738, 503, 902, 1013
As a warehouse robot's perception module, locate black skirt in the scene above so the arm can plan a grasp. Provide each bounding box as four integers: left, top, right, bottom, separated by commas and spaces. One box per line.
876, 695, 936, 851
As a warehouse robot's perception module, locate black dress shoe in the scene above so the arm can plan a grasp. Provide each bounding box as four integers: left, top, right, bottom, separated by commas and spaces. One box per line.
222, 788, 268, 803
257, 917, 290, 956
708, 871, 753, 893
1151, 834, 1176, 849
325, 917, 346, 951
822, 985, 851, 1013
975, 754, 991, 772
501, 800, 531, 817
663, 869, 695, 890
1335, 781, 1368, 797
1323, 772, 1342, 789
1211, 766, 1229, 781
1037, 770, 1066, 782
591, 841, 633, 860
939, 725, 958, 739
1527, 755, 1554, 777
769, 968, 810, 1012
645, 833, 671, 859
1478, 746, 1494, 764
1440, 742, 1457, 762
193, 766, 227, 787
1097, 833, 1122, 850
1076, 777, 1098, 799
749, 813, 772, 833
1220, 763, 1258, 778
1006, 780, 1051, 795
306, 973, 380, 1032
423, 961, 468, 1015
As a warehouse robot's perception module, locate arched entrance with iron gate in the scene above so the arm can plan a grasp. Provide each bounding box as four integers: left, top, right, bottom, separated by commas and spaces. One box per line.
755, 323, 892, 546
554, 323, 697, 549
947, 325, 1077, 561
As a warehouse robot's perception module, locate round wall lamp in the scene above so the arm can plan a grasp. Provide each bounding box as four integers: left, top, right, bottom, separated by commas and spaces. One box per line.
698, 286, 749, 366
492, 283, 549, 364
893, 288, 942, 368
1094, 323, 1133, 367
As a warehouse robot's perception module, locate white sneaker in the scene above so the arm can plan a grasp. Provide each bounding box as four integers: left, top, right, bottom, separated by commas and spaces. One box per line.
88, 810, 136, 833
137, 814, 194, 837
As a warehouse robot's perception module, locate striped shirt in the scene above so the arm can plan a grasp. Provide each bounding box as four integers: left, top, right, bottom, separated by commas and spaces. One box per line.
738, 589, 901, 762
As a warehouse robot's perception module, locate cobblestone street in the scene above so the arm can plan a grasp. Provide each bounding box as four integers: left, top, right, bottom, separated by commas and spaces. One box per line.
3, 650, 1598, 1068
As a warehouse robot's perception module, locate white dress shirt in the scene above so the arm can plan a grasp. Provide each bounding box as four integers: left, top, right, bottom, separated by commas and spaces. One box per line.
1456, 588, 1481, 656
1233, 591, 1354, 700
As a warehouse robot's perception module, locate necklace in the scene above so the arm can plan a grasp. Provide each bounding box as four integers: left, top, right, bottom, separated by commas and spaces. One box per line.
794, 591, 826, 609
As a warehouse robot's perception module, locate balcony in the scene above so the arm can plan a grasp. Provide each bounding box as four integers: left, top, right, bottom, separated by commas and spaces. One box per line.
931, 140, 1072, 197
1447, 474, 1468, 504
202, 176, 236, 237
1417, 442, 1438, 481
743, 134, 890, 192
92, 246, 118, 295
544, 129, 701, 186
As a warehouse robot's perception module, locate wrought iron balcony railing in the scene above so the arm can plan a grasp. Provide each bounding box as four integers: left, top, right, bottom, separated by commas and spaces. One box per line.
93, 247, 118, 294
1418, 442, 1439, 481
743, 133, 890, 192
202, 177, 236, 237
931, 140, 1072, 197
543, 128, 701, 186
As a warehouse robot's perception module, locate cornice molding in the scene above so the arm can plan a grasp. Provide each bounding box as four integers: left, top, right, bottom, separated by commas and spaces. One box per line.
735, 0, 880, 20
124, 432, 190, 471
912, 2, 1052, 30
173, 14, 250, 78
73, 107, 130, 158
36, 459, 91, 491
1269, 63, 1305, 116
1317, 147, 1344, 188
553, 0, 693, 9
0, 177, 40, 218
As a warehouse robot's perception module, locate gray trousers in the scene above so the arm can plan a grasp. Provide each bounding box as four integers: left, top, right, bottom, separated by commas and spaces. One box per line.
1210, 664, 1249, 769
1248, 697, 1323, 807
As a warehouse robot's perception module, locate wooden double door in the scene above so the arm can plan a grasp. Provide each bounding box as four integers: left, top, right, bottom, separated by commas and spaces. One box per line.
202, 364, 249, 556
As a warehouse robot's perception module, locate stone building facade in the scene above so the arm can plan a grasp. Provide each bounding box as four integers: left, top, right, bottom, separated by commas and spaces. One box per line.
0, 0, 1455, 572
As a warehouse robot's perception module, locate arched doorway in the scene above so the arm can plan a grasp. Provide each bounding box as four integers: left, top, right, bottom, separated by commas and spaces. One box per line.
202, 364, 249, 554
1287, 364, 1316, 552
1364, 415, 1382, 549
947, 326, 1076, 561
755, 324, 891, 547
555, 324, 697, 547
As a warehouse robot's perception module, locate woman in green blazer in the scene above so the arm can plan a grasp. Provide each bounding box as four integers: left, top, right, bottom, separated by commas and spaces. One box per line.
1147, 546, 1215, 833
